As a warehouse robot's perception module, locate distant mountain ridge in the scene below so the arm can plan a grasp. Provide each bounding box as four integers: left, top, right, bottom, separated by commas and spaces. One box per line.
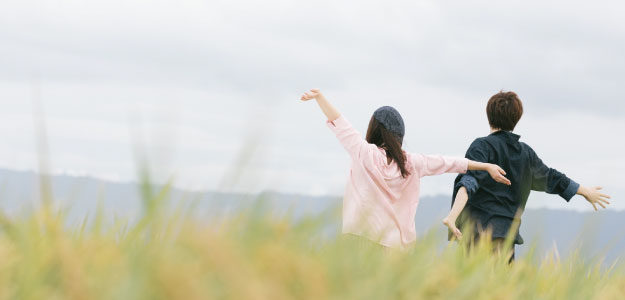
1, 168, 623, 264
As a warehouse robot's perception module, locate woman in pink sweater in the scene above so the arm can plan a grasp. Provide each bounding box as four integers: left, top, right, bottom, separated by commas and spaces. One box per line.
300, 89, 511, 249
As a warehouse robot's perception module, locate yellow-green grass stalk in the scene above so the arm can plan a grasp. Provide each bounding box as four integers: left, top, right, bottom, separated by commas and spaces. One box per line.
1, 186, 624, 299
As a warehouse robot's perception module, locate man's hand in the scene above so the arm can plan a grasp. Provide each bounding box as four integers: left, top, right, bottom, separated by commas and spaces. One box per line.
486, 164, 511, 186
443, 217, 463, 240
300, 89, 321, 101
578, 186, 611, 211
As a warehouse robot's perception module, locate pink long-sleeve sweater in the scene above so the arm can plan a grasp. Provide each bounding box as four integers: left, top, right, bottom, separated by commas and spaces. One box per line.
328, 115, 468, 249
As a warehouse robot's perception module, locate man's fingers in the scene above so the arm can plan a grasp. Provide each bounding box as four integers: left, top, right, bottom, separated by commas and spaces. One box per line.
598, 201, 606, 209
600, 193, 611, 199
595, 186, 603, 190
600, 198, 611, 205
451, 226, 462, 239
592, 202, 598, 211
499, 168, 507, 176
444, 219, 463, 240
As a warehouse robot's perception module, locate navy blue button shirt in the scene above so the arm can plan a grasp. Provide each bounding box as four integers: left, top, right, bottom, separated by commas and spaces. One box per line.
451, 131, 579, 244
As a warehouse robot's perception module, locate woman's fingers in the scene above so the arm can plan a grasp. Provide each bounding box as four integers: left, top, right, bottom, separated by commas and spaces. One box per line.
300, 90, 314, 100
489, 166, 510, 185
498, 167, 507, 176
301, 92, 315, 101
497, 175, 511, 185
496, 168, 511, 185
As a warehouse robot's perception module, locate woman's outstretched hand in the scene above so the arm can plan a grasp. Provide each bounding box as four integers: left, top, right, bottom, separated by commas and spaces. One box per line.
467, 161, 511, 186
300, 89, 321, 101
299, 89, 341, 121
578, 186, 611, 211
486, 164, 511, 186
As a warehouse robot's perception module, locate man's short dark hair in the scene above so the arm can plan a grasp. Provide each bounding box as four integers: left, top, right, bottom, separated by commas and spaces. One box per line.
486, 91, 524, 131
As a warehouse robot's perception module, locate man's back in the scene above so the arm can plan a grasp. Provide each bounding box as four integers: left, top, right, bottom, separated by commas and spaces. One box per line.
444, 91, 610, 247
451, 131, 579, 244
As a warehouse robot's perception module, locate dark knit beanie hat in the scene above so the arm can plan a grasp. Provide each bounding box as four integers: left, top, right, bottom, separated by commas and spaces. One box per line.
373, 106, 405, 138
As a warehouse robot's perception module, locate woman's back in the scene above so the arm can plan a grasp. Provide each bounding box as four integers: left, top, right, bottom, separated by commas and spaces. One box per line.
328, 115, 468, 248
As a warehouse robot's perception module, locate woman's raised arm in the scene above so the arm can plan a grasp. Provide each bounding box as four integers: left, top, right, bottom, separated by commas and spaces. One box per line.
300, 89, 371, 160
300, 89, 340, 121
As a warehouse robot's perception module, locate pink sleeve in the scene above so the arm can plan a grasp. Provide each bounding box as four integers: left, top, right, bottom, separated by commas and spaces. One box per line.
413, 154, 468, 177
327, 115, 372, 160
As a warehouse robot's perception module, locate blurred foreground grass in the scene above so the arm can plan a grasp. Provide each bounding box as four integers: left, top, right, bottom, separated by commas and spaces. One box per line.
0, 185, 624, 300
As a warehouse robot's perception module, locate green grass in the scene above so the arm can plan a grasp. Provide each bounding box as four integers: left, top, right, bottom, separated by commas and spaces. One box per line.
0, 185, 624, 300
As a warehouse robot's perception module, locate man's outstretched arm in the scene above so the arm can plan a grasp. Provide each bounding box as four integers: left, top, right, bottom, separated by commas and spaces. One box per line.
530, 149, 611, 210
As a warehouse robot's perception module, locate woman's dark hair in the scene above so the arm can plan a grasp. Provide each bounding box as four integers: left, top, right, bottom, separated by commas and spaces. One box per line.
486, 91, 524, 131
366, 116, 411, 178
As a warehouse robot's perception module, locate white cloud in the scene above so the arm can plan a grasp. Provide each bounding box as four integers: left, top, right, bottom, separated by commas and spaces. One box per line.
0, 0, 623, 211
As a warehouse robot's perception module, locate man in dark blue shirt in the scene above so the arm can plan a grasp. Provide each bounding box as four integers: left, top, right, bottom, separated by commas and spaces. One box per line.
443, 91, 611, 259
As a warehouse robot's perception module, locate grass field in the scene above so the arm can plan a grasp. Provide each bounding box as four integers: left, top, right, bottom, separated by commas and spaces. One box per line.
0, 183, 624, 300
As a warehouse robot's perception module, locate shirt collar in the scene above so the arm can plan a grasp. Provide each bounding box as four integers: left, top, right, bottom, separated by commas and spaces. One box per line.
490, 130, 521, 143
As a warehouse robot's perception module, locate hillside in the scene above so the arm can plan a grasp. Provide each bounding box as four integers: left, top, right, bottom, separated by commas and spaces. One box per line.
0, 168, 622, 264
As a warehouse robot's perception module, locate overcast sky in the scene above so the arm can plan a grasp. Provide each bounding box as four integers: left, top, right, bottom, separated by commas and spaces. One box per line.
0, 0, 624, 211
